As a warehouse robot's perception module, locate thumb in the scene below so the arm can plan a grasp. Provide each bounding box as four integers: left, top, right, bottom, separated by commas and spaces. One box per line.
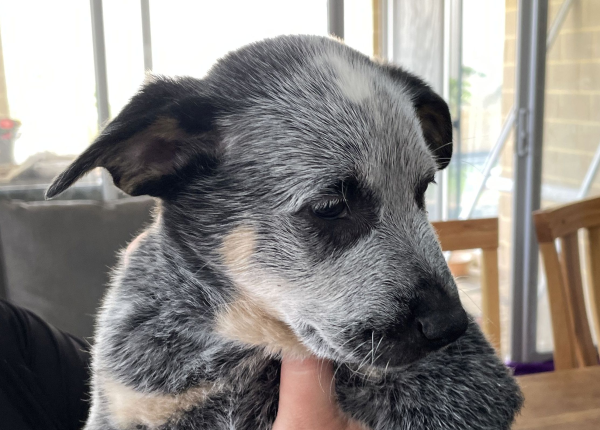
273, 356, 345, 429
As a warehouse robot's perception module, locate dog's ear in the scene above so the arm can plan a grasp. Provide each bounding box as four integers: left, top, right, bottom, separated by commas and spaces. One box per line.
383, 65, 453, 170
46, 76, 221, 199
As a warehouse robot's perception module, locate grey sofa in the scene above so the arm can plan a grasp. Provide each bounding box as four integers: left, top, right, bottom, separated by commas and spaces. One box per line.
0, 198, 155, 340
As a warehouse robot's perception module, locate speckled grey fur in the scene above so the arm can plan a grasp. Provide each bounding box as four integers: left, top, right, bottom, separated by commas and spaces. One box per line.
48, 35, 522, 430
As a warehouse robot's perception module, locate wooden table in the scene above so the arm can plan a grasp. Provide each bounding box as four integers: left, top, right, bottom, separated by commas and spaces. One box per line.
514, 366, 600, 429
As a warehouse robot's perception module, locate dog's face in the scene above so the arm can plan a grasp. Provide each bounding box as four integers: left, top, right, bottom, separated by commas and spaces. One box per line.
48, 36, 467, 367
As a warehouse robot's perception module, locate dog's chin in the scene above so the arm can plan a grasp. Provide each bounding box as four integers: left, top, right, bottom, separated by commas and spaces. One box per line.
341, 341, 432, 369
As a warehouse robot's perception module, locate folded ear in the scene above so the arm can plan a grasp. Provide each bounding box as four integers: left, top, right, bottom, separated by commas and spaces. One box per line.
46, 76, 221, 199
383, 65, 453, 170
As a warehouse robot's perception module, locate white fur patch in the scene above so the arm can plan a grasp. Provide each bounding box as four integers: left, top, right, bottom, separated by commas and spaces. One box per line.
327, 54, 373, 103
102, 376, 215, 429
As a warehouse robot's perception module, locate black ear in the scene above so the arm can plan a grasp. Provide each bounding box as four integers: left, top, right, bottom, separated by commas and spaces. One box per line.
383, 65, 453, 170
46, 76, 221, 199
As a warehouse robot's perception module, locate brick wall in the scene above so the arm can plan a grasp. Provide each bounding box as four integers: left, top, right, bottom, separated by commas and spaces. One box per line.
543, 0, 600, 202
499, 0, 600, 354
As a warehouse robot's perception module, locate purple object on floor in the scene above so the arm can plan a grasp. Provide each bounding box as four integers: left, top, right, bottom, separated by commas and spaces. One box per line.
506, 360, 554, 376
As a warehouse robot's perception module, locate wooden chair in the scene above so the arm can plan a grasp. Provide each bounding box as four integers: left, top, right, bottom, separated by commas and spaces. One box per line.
432, 218, 501, 351
533, 196, 600, 370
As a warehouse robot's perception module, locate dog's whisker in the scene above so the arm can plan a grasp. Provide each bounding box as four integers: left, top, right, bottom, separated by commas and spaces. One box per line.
345, 343, 372, 383
317, 358, 325, 393
371, 331, 375, 365
431, 141, 454, 152
330, 361, 342, 397
347, 340, 368, 361
356, 349, 373, 374
373, 347, 387, 365
348, 359, 370, 384
374, 334, 384, 360
457, 286, 483, 314
335, 334, 361, 357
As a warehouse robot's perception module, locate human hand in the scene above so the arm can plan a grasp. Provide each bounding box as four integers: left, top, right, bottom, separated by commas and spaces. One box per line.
273, 357, 364, 430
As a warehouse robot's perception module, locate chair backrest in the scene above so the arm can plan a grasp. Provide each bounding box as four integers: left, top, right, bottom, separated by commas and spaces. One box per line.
432, 217, 501, 352
533, 196, 600, 370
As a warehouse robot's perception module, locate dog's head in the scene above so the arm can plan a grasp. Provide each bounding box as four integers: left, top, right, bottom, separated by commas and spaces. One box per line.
48, 36, 467, 367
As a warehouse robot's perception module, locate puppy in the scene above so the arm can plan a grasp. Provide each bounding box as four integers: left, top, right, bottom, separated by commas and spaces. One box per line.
48, 35, 522, 429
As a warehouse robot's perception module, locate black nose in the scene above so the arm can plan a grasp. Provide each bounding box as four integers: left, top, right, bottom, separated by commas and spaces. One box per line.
414, 296, 468, 347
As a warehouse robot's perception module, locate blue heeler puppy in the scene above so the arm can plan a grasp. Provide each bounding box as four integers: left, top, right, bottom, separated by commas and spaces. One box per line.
47, 35, 523, 430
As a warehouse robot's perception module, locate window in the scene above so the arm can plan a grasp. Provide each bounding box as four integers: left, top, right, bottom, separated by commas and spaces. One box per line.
0, 0, 98, 200
0, 0, 327, 200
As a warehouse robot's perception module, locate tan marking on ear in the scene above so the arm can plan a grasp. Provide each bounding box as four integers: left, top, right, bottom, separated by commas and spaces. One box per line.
146, 116, 190, 140
218, 226, 310, 358
216, 298, 311, 358
102, 376, 216, 429
106, 116, 193, 195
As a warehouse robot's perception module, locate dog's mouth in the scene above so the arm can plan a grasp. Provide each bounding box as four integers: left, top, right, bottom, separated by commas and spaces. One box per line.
295, 320, 465, 369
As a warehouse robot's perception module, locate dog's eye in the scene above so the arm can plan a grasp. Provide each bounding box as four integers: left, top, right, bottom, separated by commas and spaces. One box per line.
311, 199, 348, 220
416, 177, 436, 210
